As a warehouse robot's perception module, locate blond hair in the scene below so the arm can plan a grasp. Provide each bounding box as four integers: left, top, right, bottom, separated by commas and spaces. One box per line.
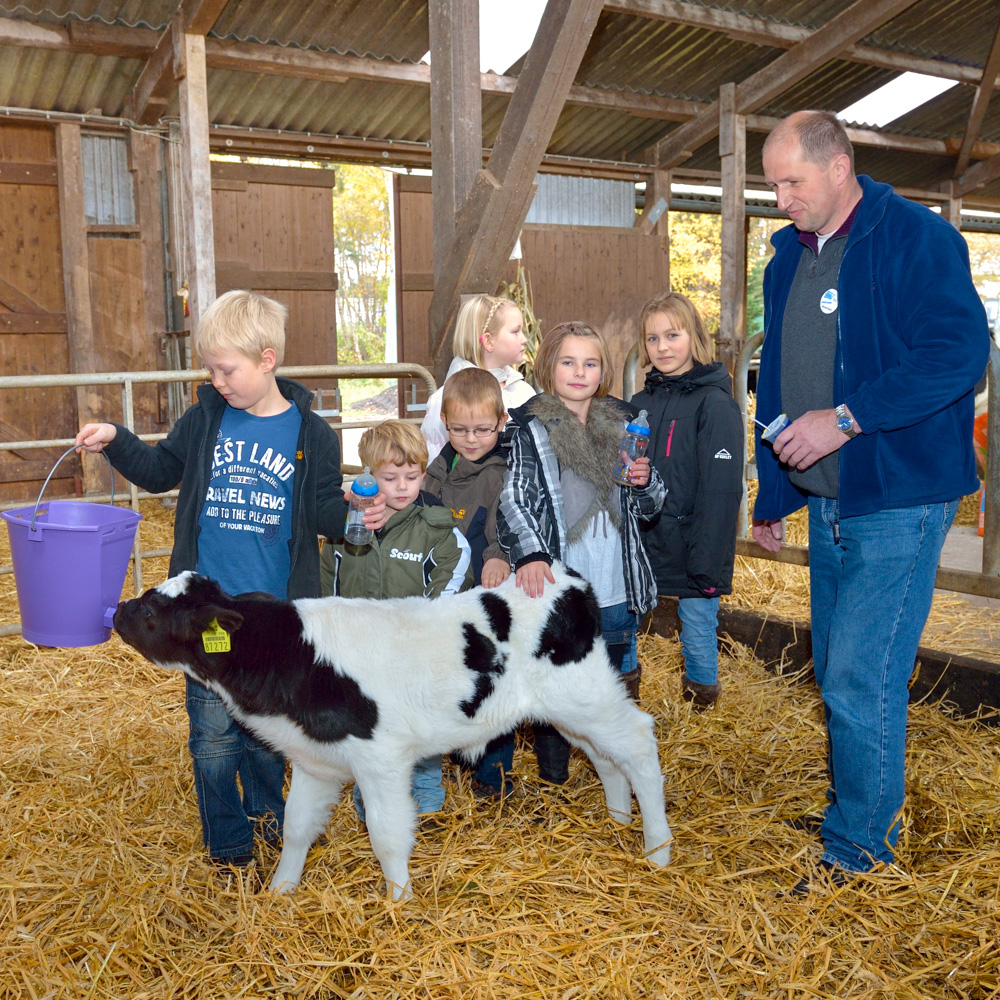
451, 294, 520, 367
533, 321, 613, 398
359, 420, 429, 473
638, 292, 714, 366
194, 290, 288, 366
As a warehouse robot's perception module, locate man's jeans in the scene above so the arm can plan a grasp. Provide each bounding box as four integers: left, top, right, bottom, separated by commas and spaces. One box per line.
807, 496, 957, 872
677, 596, 721, 686
186, 677, 286, 858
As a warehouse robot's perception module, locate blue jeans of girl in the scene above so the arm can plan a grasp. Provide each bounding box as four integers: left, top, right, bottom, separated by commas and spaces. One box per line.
677, 595, 721, 686
807, 497, 957, 872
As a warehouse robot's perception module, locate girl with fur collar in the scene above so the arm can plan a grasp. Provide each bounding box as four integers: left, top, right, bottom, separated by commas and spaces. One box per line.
498, 322, 665, 784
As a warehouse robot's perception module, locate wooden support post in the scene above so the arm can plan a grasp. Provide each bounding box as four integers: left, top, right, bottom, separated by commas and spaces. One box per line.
176, 28, 216, 335
719, 83, 746, 371
129, 130, 168, 369
55, 123, 104, 492
427, 0, 604, 376
429, 0, 482, 299
942, 179, 963, 229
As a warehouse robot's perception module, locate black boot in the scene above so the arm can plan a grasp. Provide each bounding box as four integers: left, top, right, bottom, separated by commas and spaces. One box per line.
532, 724, 571, 784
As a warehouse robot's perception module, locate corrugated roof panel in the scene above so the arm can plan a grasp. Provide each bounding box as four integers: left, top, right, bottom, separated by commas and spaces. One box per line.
526, 174, 635, 227
211, 0, 429, 63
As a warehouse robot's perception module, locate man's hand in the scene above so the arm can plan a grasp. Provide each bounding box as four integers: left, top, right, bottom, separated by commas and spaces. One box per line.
515, 559, 555, 598
752, 517, 783, 553
481, 557, 511, 589
772, 408, 861, 470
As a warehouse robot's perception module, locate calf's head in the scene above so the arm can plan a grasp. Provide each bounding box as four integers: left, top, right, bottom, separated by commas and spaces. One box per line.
114, 572, 244, 674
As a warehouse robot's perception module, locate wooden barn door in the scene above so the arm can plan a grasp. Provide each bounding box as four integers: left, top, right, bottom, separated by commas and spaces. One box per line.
0, 125, 76, 497
392, 174, 436, 416
211, 162, 338, 393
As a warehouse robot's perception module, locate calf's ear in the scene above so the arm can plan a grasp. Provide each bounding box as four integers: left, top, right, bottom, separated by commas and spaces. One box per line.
178, 605, 244, 641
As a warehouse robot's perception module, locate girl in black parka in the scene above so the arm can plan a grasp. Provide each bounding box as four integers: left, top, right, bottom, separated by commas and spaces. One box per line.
630, 293, 744, 710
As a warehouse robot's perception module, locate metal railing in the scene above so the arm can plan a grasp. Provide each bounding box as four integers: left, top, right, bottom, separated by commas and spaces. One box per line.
622, 335, 1000, 599
0, 363, 436, 638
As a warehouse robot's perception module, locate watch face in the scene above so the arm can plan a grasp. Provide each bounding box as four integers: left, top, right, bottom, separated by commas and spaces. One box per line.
837, 416, 852, 432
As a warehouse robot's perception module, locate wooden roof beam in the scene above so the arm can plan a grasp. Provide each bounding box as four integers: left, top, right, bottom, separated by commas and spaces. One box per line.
427, 0, 605, 372
954, 13, 1000, 177
604, 0, 996, 87
652, 0, 923, 170
123, 0, 230, 125
954, 148, 1000, 198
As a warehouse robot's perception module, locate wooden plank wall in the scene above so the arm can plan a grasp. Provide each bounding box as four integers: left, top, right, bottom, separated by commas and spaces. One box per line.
520, 223, 670, 397
0, 121, 169, 501
394, 174, 670, 403
211, 161, 337, 390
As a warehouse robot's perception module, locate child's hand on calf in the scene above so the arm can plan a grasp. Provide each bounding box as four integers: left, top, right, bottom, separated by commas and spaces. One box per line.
515, 559, 555, 598
481, 557, 510, 589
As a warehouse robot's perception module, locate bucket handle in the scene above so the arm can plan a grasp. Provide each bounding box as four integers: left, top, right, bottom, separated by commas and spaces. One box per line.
30, 445, 118, 532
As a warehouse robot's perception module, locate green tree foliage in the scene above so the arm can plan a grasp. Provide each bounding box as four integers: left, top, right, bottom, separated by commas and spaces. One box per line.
668, 212, 786, 340
668, 212, 721, 335
333, 165, 392, 365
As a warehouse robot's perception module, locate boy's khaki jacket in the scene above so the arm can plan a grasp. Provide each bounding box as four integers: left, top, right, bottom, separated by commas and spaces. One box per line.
423, 443, 508, 585
320, 494, 472, 600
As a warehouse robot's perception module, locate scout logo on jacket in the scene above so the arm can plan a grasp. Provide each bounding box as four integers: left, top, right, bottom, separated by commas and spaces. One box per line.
714, 448, 733, 460
389, 548, 425, 562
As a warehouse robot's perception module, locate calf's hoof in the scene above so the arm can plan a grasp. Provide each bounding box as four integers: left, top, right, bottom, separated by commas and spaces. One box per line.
269, 877, 300, 894
646, 840, 673, 867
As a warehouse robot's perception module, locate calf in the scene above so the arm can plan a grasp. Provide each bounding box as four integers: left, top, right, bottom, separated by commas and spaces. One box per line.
114, 565, 672, 899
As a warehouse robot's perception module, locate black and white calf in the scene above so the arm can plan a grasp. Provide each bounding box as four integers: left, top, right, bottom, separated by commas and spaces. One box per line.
114, 565, 672, 899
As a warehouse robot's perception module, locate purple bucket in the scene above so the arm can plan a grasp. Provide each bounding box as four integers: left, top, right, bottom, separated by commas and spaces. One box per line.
2, 450, 142, 647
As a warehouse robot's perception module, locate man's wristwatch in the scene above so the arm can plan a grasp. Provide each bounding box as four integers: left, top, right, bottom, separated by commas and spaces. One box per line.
835, 404, 859, 439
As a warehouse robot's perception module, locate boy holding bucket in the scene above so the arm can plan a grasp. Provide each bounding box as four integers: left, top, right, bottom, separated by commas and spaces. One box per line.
75, 290, 386, 869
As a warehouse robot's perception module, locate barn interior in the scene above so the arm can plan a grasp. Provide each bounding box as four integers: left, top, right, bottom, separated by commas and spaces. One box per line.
1, 1, 1000, 996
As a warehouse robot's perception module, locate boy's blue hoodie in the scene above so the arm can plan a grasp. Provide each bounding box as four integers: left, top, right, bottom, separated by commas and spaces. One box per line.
754, 174, 990, 521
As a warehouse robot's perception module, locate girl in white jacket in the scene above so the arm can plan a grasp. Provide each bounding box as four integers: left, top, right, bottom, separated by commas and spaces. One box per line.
421, 294, 536, 463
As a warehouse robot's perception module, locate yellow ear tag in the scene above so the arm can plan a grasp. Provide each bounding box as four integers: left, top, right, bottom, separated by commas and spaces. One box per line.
202, 618, 231, 653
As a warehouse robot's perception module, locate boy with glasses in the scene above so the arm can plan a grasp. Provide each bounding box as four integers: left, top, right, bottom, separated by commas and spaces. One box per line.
424, 367, 516, 798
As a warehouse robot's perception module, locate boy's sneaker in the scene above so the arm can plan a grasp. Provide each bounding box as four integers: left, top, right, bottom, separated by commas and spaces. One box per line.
781, 859, 853, 898
681, 677, 721, 711
472, 778, 514, 801
211, 851, 255, 869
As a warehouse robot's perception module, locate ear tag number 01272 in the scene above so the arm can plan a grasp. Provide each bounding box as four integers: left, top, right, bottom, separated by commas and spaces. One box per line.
202, 618, 231, 653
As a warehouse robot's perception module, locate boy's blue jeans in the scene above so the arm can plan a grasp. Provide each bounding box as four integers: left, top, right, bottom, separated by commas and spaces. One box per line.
677, 596, 721, 686
533, 602, 638, 783
354, 756, 445, 821
185, 677, 286, 859
807, 496, 956, 872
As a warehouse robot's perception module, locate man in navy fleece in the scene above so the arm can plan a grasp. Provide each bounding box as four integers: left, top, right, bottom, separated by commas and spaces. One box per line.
752, 110, 989, 893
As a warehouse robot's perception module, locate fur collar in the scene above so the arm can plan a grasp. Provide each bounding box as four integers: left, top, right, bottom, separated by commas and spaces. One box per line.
527, 394, 628, 538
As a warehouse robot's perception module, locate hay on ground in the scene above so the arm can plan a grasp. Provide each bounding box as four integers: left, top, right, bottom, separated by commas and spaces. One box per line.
0, 500, 998, 998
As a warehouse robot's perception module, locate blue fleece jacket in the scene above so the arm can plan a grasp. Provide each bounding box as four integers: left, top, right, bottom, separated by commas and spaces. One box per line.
754, 174, 989, 521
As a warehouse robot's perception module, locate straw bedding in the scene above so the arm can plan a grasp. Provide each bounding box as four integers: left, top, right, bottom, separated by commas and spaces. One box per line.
1, 500, 999, 999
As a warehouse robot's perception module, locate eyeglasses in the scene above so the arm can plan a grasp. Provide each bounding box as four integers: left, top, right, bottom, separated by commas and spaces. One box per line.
445, 423, 500, 439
